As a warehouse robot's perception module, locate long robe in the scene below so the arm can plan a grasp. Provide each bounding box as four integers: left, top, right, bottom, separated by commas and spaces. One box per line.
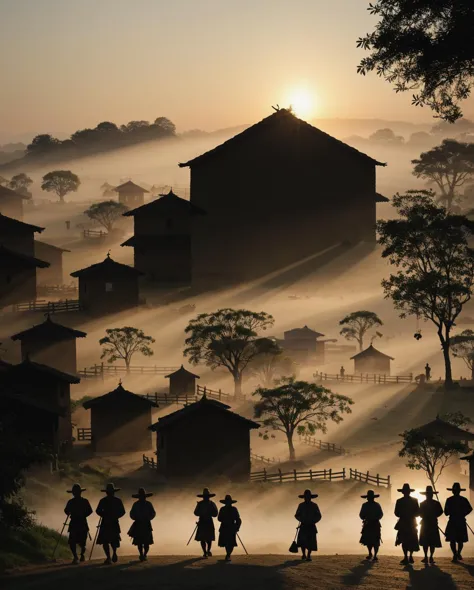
96, 496, 126, 547
419, 498, 443, 548
65, 497, 93, 546
444, 495, 473, 543
194, 500, 218, 543
394, 496, 420, 552
128, 500, 156, 546
359, 501, 383, 548
218, 505, 241, 548
295, 501, 322, 551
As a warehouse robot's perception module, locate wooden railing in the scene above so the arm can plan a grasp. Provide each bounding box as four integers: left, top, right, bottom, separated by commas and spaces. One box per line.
139, 392, 197, 405
83, 229, 106, 239
78, 363, 179, 379
250, 451, 280, 465
37, 284, 79, 297
250, 467, 391, 488
300, 435, 349, 455
196, 384, 242, 402
313, 371, 414, 384
7, 299, 81, 314
77, 427, 92, 441
143, 455, 157, 469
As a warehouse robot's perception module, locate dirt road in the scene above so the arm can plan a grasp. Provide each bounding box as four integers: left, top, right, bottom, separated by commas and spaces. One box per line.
3, 555, 474, 590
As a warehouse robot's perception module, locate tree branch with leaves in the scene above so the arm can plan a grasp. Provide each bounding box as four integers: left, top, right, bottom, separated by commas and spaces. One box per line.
84, 200, 128, 232
339, 310, 383, 352
99, 327, 155, 373
451, 329, 474, 380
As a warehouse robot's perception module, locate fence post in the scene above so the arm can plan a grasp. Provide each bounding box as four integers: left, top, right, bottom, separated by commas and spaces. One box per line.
387, 475, 391, 488
377, 474, 380, 487
343, 467, 346, 480
366, 470, 369, 483
219, 389, 222, 400
294, 469, 297, 482
396, 376, 399, 383
263, 468, 267, 482
279, 469, 282, 483
329, 468, 332, 481
324, 469, 326, 480
155, 391, 158, 405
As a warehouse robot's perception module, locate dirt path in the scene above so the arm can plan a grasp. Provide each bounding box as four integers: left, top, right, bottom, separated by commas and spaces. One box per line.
3, 555, 474, 590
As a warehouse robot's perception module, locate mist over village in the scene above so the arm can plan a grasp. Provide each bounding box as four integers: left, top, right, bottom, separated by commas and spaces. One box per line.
2, 2, 474, 589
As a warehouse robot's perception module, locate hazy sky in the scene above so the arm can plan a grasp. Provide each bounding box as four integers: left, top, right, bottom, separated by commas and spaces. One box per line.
2, 0, 474, 141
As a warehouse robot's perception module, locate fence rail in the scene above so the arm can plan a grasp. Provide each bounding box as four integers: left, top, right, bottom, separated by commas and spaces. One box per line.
83, 229, 107, 238
140, 392, 197, 405
250, 451, 280, 465
196, 384, 243, 402
37, 284, 78, 297
5, 299, 81, 314
313, 371, 413, 385
300, 435, 349, 455
77, 427, 92, 441
250, 466, 391, 488
78, 363, 180, 379
143, 455, 157, 469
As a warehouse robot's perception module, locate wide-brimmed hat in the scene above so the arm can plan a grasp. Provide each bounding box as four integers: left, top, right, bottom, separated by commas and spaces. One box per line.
420, 485, 436, 495
448, 482, 466, 492
361, 490, 380, 499
220, 494, 237, 505
397, 483, 415, 493
101, 482, 121, 493
67, 483, 86, 494
197, 487, 215, 498
299, 489, 318, 499
132, 487, 153, 499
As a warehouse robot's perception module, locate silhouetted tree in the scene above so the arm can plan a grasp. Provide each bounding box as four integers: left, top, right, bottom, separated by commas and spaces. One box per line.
0, 175, 9, 186
253, 377, 353, 461
412, 140, 474, 211
41, 170, 80, 203
399, 415, 471, 493
8, 173, 33, 196
96, 121, 120, 133
100, 182, 116, 198
369, 128, 404, 144
26, 134, 61, 154
357, 1, 474, 122
84, 200, 128, 233
377, 190, 474, 388
408, 131, 433, 147
339, 311, 383, 352
99, 327, 155, 373
451, 329, 474, 380
432, 118, 474, 137
153, 117, 176, 136
248, 343, 297, 387
70, 128, 99, 145
184, 308, 274, 396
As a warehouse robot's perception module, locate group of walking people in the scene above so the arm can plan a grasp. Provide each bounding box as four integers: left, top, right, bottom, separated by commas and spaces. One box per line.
62, 480, 472, 565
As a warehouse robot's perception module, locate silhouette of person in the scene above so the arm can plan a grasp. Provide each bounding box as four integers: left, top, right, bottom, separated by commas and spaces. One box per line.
65, 220, 70, 230
295, 489, 322, 562
96, 483, 126, 564
194, 488, 218, 558
444, 482, 473, 562
128, 488, 156, 562
394, 483, 420, 564
64, 483, 93, 564
419, 485, 443, 564
359, 490, 383, 561
425, 364, 431, 382
340, 366, 345, 379
218, 494, 241, 562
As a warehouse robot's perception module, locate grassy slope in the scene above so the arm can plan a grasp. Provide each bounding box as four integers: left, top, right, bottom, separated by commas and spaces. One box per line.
2, 555, 473, 590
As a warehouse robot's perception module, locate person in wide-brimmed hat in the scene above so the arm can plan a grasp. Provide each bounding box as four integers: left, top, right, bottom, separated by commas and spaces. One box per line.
95, 483, 126, 564
64, 483, 93, 565
194, 488, 218, 558
359, 490, 383, 561
394, 483, 420, 565
419, 486, 443, 564
218, 495, 241, 562
128, 488, 156, 562
295, 490, 322, 562
444, 482, 473, 562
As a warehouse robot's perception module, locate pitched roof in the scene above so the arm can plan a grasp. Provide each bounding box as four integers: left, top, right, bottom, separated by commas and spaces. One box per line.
350, 344, 394, 361
375, 192, 389, 203
121, 235, 191, 248
0, 244, 50, 269
149, 394, 260, 432
0, 213, 44, 234
179, 109, 386, 168
284, 325, 324, 338
0, 185, 31, 200
2, 357, 80, 384
11, 315, 87, 342
123, 190, 206, 217
165, 365, 200, 379
114, 180, 149, 194
34, 240, 71, 254
70, 253, 143, 278
415, 416, 474, 442
83, 382, 158, 409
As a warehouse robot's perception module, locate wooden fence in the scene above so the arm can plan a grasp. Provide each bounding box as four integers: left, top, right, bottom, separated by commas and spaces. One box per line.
313, 371, 414, 385
143, 455, 157, 469
140, 392, 197, 405
250, 467, 391, 488
6, 299, 81, 314
300, 435, 349, 455
37, 284, 78, 297
83, 229, 106, 239
78, 363, 179, 379
196, 384, 243, 402
77, 427, 92, 441
250, 451, 280, 465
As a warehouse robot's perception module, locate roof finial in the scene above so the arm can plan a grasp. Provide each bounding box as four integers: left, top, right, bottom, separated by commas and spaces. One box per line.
272, 104, 280, 112
107, 250, 111, 258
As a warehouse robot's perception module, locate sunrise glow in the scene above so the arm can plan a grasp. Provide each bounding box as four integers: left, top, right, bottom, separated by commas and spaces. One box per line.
288, 88, 316, 120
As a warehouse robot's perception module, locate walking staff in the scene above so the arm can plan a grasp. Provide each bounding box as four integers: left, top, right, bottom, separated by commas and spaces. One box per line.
51, 515, 69, 560
89, 518, 102, 561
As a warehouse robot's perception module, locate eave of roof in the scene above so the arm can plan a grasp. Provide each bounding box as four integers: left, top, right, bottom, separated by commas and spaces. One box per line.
350, 345, 394, 361
114, 181, 149, 193
70, 255, 143, 277
123, 191, 205, 217
34, 240, 71, 253
11, 316, 87, 341
83, 384, 158, 409
5, 358, 80, 384
0, 244, 50, 268
0, 213, 44, 233
0, 185, 31, 200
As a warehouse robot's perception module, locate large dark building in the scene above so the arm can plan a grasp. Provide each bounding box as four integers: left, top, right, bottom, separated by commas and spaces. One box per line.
34, 241, 70, 285
121, 189, 205, 284
11, 315, 87, 375
83, 383, 158, 453
70, 253, 143, 314
0, 185, 31, 220
114, 180, 149, 208
179, 108, 387, 287
150, 394, 260, 482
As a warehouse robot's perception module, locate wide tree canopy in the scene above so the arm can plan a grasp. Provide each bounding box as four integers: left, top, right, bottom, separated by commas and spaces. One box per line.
41, 170, 80, 203
100, 327, 155, 372
357, 1, 474, 122
339, 311, 383, 352
377, 190, 474, 387
84, 200, 128, 232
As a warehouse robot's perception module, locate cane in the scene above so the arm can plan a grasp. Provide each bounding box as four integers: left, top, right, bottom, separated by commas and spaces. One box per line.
236, 532, 249, 556
467, 522, 474, 536
186, 523, 198, 546
89, 518, 102, 561
51, 516, 69, 560
438, 526, 447, 537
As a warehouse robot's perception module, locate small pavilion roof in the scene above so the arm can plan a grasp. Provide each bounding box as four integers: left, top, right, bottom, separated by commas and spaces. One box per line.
123, 189, 205, 217
70, 253, 143, 278
375, 192, 389, 203
114, 180, 149, 194
414, 416, 474, 442
351, 344, 394, 361
11, 315, 87, 342
165, 365, 200, 379
284, 325, 325, 338
83, 382, 158, 409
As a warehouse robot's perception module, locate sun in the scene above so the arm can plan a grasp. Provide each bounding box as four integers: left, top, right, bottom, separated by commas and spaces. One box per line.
288, 88, 315, 119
